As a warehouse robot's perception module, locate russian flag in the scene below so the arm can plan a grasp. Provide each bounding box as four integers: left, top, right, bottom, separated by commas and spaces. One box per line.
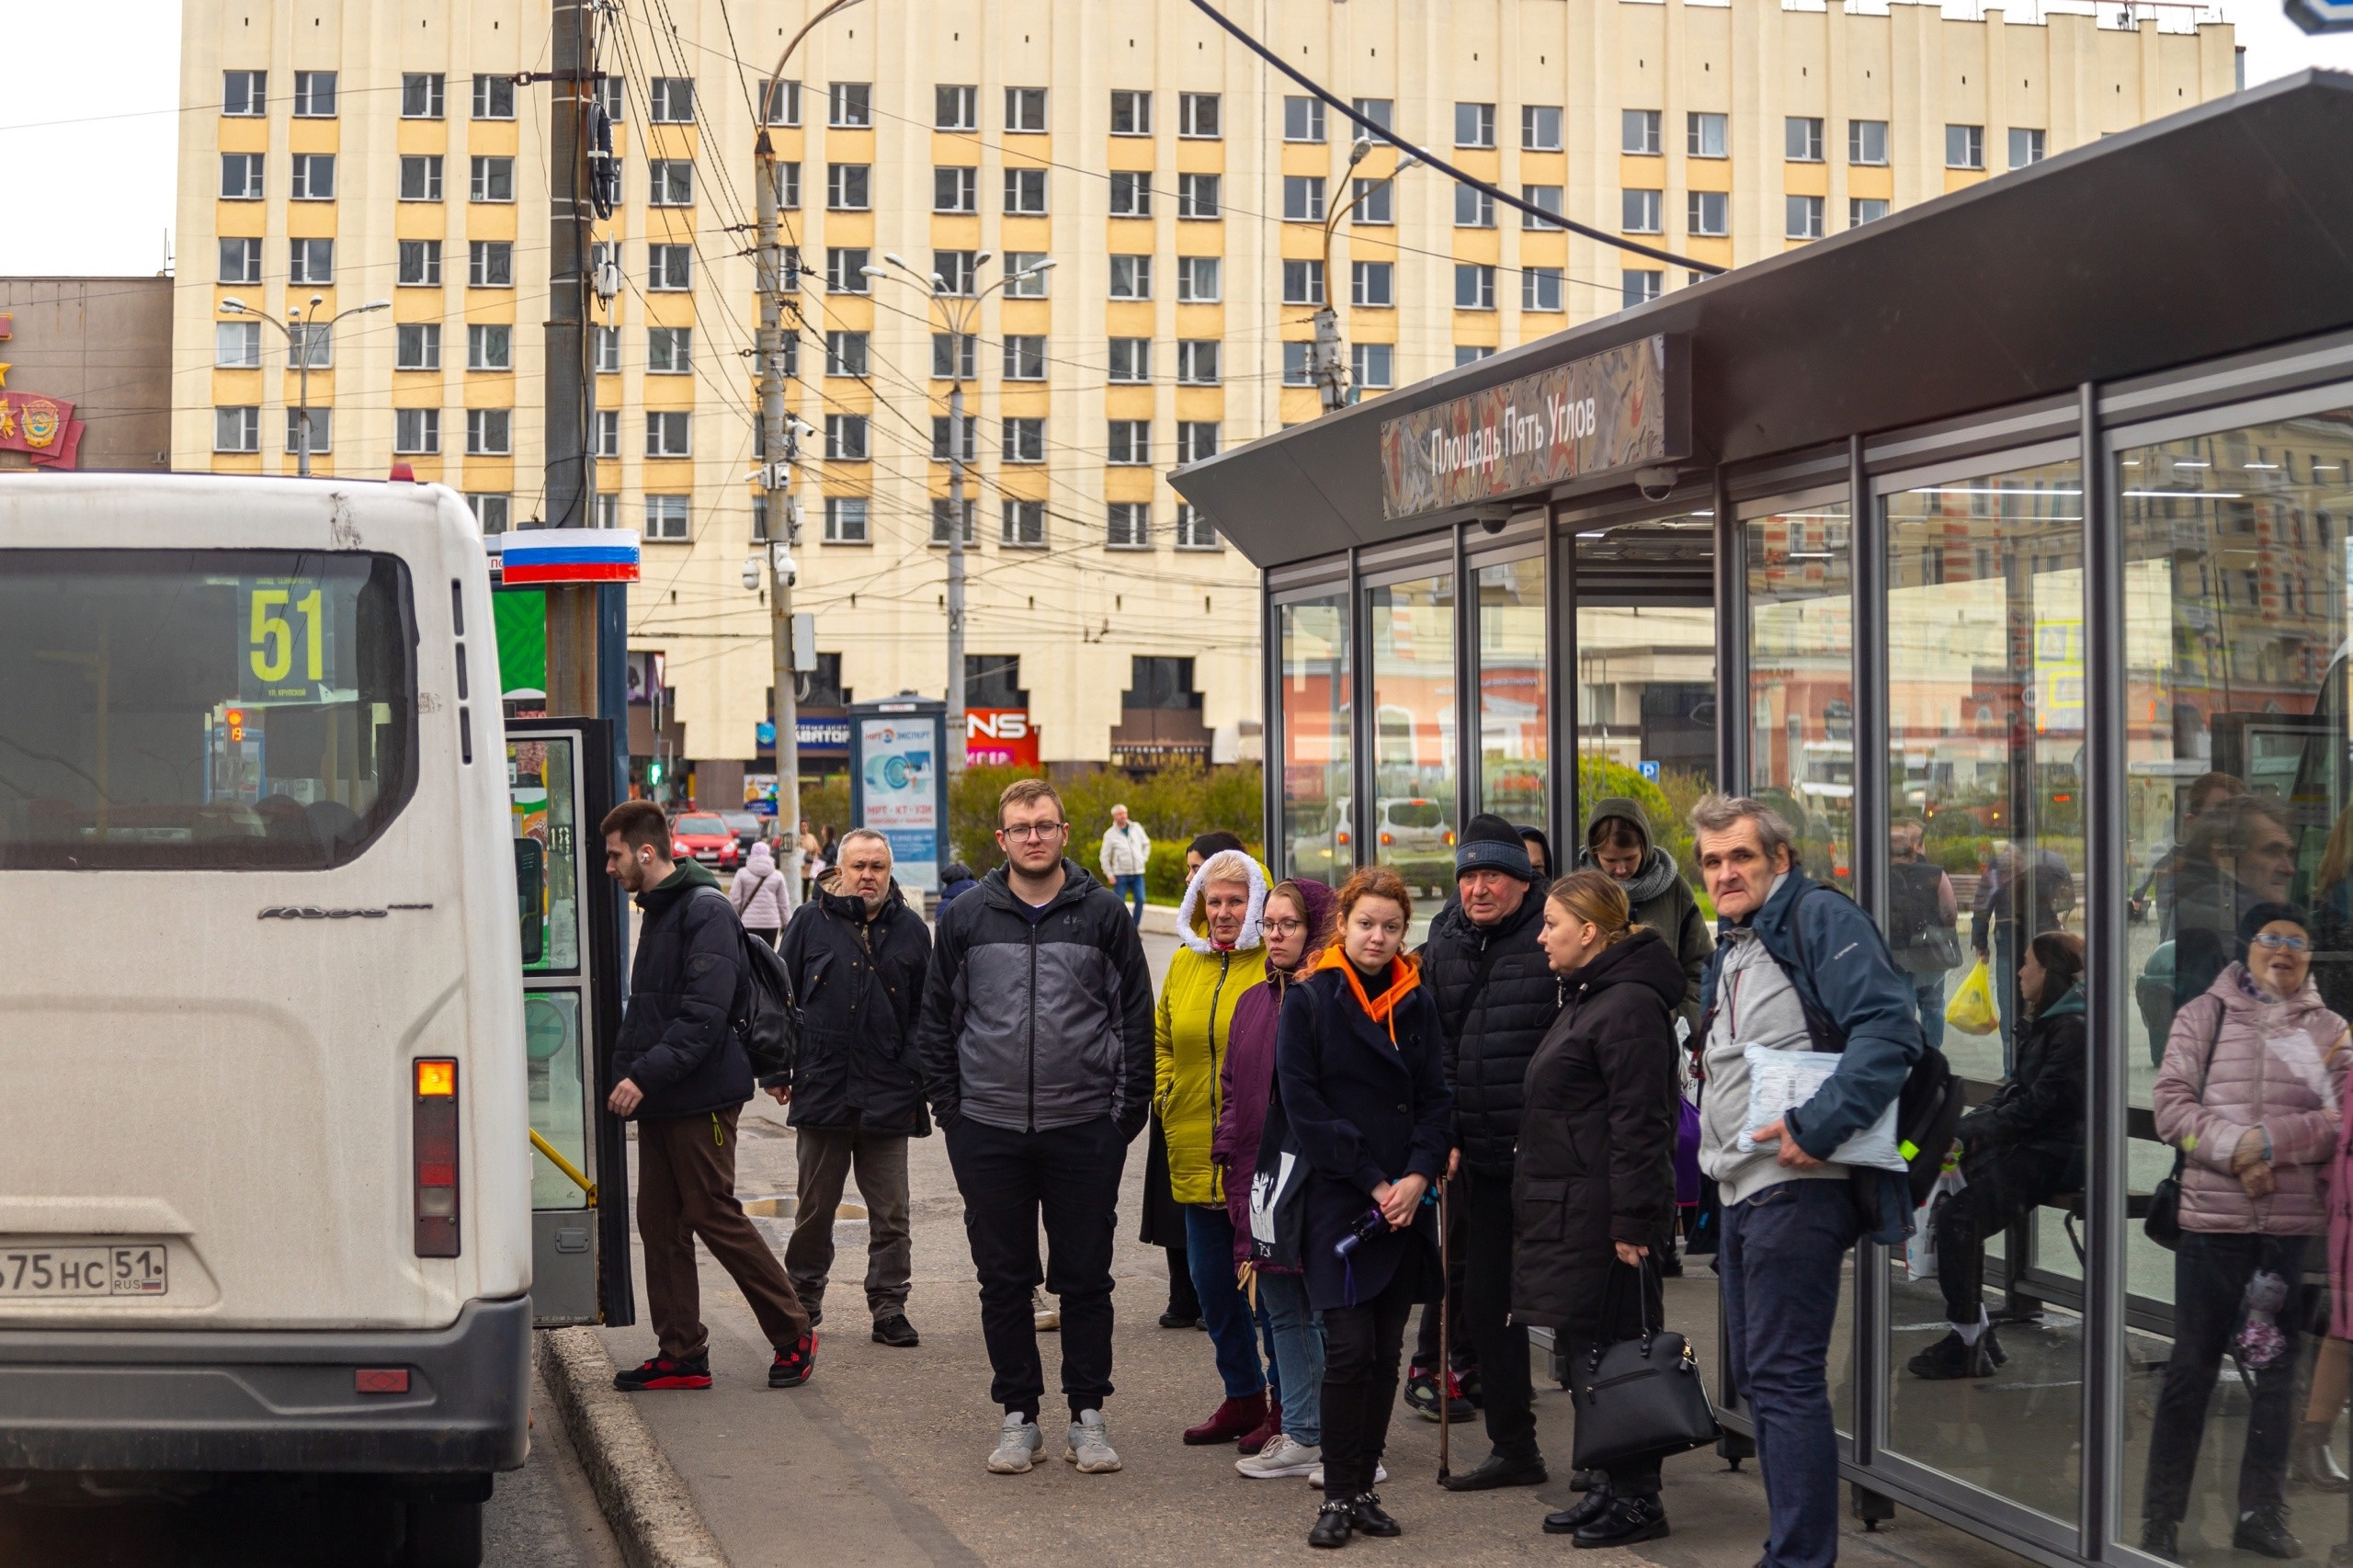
499, 528, 642, 585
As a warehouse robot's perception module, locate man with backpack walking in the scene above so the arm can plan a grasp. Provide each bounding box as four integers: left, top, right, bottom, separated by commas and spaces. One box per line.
601, 800, 816, 1393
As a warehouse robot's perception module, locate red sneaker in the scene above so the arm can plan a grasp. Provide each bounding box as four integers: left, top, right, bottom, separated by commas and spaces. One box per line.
613, 1353, 711, 1392
769, 1332, 817, 1388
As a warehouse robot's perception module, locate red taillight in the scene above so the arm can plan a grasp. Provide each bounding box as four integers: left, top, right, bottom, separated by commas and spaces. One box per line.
1380, 830, 1394, 846
414, 1058, 460, 1258
1444, 831, 1457, 846
1336, 830, 1350, 846
355, 1368, 411, 1395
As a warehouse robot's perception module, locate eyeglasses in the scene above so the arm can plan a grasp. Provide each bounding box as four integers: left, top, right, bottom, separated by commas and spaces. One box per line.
1262, 918, 1306, 937
999, 822, 1068, 842
2253, 932, 2312, 952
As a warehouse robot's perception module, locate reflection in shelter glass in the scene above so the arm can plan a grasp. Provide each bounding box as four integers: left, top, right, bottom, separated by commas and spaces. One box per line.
1279, 593, 1351, 887
1477, 556, 1549, 841
1368, 573, 1458, 910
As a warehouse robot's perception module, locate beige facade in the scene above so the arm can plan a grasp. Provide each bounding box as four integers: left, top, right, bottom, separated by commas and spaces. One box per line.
1, 277, 175, 473
171, 0, 2234, 772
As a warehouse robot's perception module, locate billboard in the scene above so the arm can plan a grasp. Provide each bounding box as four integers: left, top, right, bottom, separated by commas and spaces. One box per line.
967, 707, 1039, 767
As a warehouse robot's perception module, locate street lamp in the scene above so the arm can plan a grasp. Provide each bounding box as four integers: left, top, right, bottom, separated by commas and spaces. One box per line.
220, 294, 390, 475
1313, 140, 1419, 414
864, 254, 1055, 778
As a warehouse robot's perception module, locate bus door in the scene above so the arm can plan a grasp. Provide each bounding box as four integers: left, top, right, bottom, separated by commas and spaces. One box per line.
506, 717, 633, 1327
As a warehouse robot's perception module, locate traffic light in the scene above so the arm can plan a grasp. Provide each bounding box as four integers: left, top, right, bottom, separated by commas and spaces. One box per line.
646, 759, 665, 788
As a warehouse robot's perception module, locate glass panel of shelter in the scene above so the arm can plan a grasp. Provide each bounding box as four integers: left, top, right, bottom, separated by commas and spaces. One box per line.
1474, 552, 1550, 867
1278, 589, 1352, 889
1367, 572, 1458, 935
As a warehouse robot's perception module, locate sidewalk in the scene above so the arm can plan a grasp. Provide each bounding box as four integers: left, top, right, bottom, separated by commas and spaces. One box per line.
594, 1090, 2032, 1568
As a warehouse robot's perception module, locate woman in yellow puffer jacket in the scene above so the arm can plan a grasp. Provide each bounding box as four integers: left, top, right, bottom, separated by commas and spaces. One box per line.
1158, 848, 1277, 1448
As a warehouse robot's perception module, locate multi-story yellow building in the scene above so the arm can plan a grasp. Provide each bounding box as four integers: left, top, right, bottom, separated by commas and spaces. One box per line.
172, 0, 2234, 791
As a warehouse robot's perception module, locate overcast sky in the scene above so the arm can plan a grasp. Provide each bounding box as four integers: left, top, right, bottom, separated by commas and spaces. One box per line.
0, 0, 2347, 278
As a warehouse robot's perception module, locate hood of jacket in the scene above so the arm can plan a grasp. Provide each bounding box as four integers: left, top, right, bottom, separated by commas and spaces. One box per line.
1576, 841, 1686, 907
1280, 875, 1341, 966
1175, 853, 1271, 955
638, 857, 722, 912
1558, 926, 1688, 1017
2035, 983, 2086, 1022
745, 840, 776, 872
818, 876, 903, 926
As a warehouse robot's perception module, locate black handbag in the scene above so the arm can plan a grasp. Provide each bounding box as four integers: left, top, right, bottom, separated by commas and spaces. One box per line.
2144, 1001, 2222, 1253
1568, 1259, 1721, 1472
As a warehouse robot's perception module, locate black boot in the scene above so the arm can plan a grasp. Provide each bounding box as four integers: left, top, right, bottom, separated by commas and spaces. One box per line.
1544, 1477, 1612, 1535
2233, 1505, 2302, 1560
1440, 1450, 1547, 1492
1905, 1329, 1995, 1381
1348, 1493, 1401, 1538
2139, 1518, 2178, 1562
1308, 1499, 1355, 1549
1566, 1467, 1605, 1493
1574, 1493, 1669, 1549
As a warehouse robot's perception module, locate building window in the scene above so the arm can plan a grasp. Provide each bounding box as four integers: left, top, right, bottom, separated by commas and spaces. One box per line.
1176, 505, 1219, 550
1688, 190, 1729, 237
644, 495, 690, 540
1003, 335, 1047, 381
931, 415, 978, 463
1522, 267, 1564, 312
1453, 264, 1495, 310
1176, 422, 1219, 464
1110, 171, 1152, 217
932, 332, 977, 381
469, 241, 514, 288
935, 250, 977, 296
1688, 112, 1728, 159
762, 79, 801, 127
824, 496, 869, 543
1108, 503, 1151, 549
648, 159, 692, 206
822, 330, 868, 378
824, 80, 871, 129
1111, 89, 1151, 135
215, 322, 261, 369
465, 409, 512, 456
223, 70, 267, 117
1623, 188, 1663, 233
1351, 97, 1395, 141
401, 73, 444, 119
278, 407, 330, 454
394, 324, 440, 371
825, 414, 870, 460
647, 77, 694, 124
1947, 123, 1985, 170
1623, 108, 1662, 155
397, 240, 440, 286
1180, 93, 1221, 139
827, 163, 870, 210
648, 245, 691, 290
1177, 173, 1220, 219
1351, 261, 1392, 307
1520, 185, 1563, 230
1005, 252, 1049, 296
1002, 499, 1046, 546
291, 71, 336, 118
1109, 255, 1152, 300
1176, 340, 1220, 385
1281, 176, 1325, 223
644, 412, 691, 458
219, 237, 263, 283
467, 324, 513, 371
1003, 418, 1045, 463
286, 323, 332, 369
214, 406, 261, 453
1849, 119, 1889, 165
1006, 86, 1048, 132
1108, 338, 1151, 383
1455, 102, 1496, 149
1283, 259, 1325, 305
1176, 256, 1221, 302
1283, 96, 1325, 143
1352, 177, 1392, 225
290, 153, 335, 200
647, 326, 692, 375
290, 238, 335, 285
1449, 183, 1495, 228
1786, 116, 1824, 162
2010, 127, 2047, 168
936, 84, 977, 131
778, 162, 802, 210
467, 155, 512, 203
590, 327, 619, 374
931, 165, 977, 213
472, 74, 515, 121
825, 247, 870, 293
930, 498, 977, 544
399, 154, 443, 201
220, 153, 264, 200
1786, 194, 1825, 239
1107, 420, 1151, 465
1622, 269, 1663, 307
592, 494, 619, 528
594, 75, 623, 121
1282, 342, 1313, 386
592, 410, 619, 457
1850, 197, 1890, 227
1522, 104, 1563, 151
468, 494, 510, 535
393, 408, 439, 455
1351, 342, 1393, 388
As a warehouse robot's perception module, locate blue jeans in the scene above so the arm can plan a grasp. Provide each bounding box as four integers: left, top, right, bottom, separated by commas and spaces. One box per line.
1184, 1205, 1268, 1400
1721, 1178, 1859, 1568
1257, 1269, 1324, 1446
1114, 873, 1146, 923
1909, 972, 1946, 1053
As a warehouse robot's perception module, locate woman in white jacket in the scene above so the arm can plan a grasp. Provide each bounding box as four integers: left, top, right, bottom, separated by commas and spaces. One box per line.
732, 839, 792, 948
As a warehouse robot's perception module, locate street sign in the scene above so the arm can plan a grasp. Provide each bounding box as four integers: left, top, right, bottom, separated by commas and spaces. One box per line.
1639, 759, 1662, 781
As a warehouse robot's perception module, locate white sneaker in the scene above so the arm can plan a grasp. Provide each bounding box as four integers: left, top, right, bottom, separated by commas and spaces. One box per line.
1237, 1434, 1321, 1479
987, 1413, 1043, 1474
1033, 1288, 1060, 1332
1065, 1409, 1122, 1472
1305, 1461, 1387, 1488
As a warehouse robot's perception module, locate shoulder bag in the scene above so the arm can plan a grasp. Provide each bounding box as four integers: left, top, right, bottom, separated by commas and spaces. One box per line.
2144, 998, 2224, 1251
1568, 1256, 1721, 1471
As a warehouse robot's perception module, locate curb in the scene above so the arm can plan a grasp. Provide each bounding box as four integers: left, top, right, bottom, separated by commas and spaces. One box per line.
535, 1326, 732, 1568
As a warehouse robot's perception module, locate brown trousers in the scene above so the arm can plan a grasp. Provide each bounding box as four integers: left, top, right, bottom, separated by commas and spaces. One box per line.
637, 1105, 808, 1360
784, 1123, 914, 1321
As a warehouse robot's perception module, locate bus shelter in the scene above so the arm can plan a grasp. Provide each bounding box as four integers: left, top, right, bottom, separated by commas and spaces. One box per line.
1172, 72, 2353, 1568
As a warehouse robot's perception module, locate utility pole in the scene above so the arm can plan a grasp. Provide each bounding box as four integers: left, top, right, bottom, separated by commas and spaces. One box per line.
543, 0, 598, 718
755, 143, 803, 903
946, 377, 967, 779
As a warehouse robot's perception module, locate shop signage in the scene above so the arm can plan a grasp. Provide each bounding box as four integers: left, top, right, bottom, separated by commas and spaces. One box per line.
756, 717, 851, 753
1378, 335, 1686, 521
967, 707, 1039, 767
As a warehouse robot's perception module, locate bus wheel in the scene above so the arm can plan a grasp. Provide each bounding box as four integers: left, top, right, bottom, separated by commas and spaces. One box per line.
402, 1497, 483, 1568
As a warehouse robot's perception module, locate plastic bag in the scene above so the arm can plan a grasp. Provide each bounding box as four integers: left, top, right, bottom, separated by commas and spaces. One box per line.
1946, 959, 1999, 1036
2235, 1270, 2290, 1369
1737, 1043, 1909, 1175
1905, 1153, 1968, 1281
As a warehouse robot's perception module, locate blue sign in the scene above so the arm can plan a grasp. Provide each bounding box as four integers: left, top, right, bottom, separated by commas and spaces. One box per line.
1639, 759, 1662, 781
756, 717, 853, 754
2287, 0, 2353, 32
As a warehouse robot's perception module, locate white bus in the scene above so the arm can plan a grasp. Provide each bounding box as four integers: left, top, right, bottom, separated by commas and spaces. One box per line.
0, 475, 533, 1563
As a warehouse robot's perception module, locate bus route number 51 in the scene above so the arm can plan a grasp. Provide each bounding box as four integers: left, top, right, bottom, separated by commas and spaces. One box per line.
242, 579, 331, 701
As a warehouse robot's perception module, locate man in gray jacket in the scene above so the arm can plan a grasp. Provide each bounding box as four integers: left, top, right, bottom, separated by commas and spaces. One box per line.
917, 778, 1156, 1478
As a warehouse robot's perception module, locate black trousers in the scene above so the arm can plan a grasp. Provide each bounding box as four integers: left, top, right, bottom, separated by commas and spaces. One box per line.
1932, 1144, 2074, 1328
944, 1115, 1127, 1422
2143, 1231, 2310, 1525
1456, 1166, 1538, 1460
1412, 1194, 1475, 1375
1322, 1269, 1420, 1500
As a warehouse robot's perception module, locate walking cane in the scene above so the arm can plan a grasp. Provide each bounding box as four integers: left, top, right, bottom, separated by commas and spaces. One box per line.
1436, 1174, 1451, 1484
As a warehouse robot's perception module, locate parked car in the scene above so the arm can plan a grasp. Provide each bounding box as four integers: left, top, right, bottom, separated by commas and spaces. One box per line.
1374, 797, 1456, 897
720, 811, 765, 856
668, 812, 740, 871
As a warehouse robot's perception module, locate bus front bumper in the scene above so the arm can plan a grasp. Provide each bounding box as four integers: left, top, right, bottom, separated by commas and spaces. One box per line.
0, 1295, 529, 1475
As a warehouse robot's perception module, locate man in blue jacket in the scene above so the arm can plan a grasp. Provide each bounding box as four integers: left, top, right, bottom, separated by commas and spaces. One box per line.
1692, 796, 1920, 1568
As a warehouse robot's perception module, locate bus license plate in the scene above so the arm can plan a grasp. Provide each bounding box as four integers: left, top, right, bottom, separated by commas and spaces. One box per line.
0, 1245, 168, 1298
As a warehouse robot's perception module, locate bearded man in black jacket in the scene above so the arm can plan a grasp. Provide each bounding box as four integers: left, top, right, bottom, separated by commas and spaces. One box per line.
1416, 812, 1558, 1493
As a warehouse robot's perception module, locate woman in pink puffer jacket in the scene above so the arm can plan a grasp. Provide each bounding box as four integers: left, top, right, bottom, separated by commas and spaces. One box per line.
730, 839, 792, 948
2143, 903, 2350, 1560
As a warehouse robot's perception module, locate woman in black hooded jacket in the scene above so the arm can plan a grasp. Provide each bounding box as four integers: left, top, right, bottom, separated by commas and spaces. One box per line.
1513, 870, 1684, 1549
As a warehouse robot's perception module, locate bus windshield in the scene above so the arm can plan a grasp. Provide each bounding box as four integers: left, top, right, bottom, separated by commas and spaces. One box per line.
0, 549, 415, 870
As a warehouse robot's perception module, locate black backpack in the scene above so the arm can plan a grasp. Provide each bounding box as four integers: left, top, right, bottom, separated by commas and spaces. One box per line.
694, 889, 803, 1084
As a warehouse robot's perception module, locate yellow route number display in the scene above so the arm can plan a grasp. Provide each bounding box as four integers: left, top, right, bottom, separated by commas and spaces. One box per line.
240, 577, 334, 701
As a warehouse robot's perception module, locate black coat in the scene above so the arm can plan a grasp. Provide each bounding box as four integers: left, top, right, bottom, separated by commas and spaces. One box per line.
1957, 989, 2086, 1188
777, 879, 933, 1136
614, 862, 754, 1121
1419, 884, 1556, 1173
1275, 963, 1457, 1312
1510, 930, 1683, 1335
